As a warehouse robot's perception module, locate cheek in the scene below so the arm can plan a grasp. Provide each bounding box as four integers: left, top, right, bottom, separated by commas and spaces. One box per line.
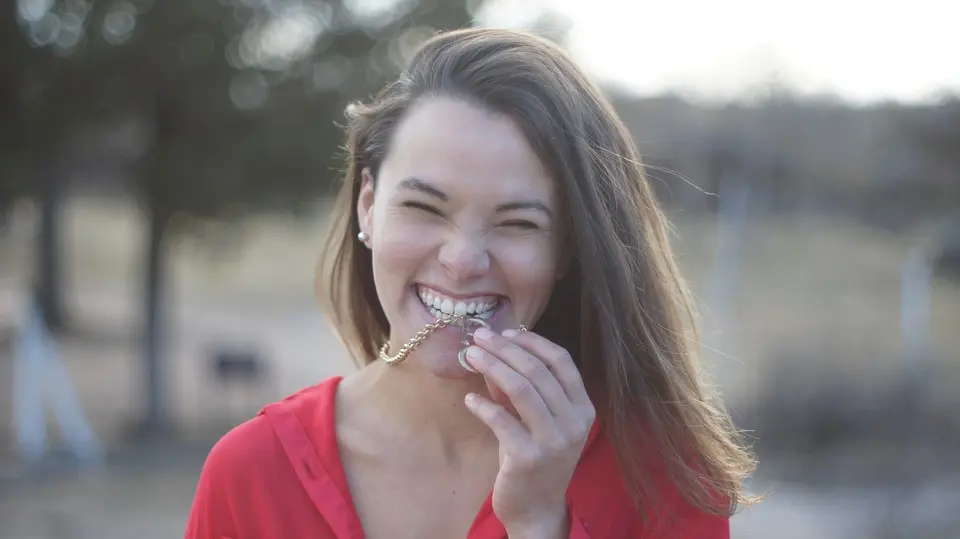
372, 219, 436, 279
493, 238, 558, 294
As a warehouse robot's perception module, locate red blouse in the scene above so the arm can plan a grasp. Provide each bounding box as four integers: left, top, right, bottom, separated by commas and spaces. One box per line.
184, 376, 728, 538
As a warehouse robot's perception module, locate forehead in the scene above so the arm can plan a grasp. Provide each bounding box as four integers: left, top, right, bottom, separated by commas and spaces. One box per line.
379, 97, 555, 202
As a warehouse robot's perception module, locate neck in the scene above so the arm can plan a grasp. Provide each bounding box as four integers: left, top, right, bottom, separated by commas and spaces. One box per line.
348, 355, 497, 451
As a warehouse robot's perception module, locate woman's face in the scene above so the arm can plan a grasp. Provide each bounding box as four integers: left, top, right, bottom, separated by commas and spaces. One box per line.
357, 97, 562, 377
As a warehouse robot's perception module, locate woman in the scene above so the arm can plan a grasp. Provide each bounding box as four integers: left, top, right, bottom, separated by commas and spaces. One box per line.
185, 28, 756, 538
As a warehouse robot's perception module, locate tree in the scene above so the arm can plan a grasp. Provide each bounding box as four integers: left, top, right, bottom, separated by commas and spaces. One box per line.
8, 0, 478, 434
1, 2, 98, 331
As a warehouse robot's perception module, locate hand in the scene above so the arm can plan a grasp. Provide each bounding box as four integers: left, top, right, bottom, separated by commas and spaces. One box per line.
463, 327, 596, 536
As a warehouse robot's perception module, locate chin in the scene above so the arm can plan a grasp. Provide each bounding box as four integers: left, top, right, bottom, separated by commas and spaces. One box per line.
418, 353, 478, 380
401, 320, 476, 379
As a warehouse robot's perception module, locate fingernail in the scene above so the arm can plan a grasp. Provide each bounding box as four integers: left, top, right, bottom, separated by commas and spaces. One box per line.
466, 346, 484, 362
465, 392, 479, 405
502, 329, 519, 338
473, 327, 494, 342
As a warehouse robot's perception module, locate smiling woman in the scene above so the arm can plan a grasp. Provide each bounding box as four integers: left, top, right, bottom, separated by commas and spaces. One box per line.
184, 28, 756, 539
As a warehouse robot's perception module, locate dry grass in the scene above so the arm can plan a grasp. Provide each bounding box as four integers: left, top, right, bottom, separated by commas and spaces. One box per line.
668, 211, 960, 404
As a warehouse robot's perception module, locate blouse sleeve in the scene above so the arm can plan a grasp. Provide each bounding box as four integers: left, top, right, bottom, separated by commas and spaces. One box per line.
659, 509, 729, 539
183, 414, 281, 539
183, 430, 245, 539
568, 511, 593, 538
616, 489, 731, 538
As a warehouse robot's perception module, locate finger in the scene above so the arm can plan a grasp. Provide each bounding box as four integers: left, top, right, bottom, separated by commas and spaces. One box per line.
482, 375, 518, 418
500, 329, 591, 408
464, 392, 531, 450
472, 327, 571, 417
464, 345, 554, 429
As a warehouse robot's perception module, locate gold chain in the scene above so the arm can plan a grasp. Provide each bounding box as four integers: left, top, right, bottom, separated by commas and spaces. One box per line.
379, 317, 529, 366
378, 317, 457, 365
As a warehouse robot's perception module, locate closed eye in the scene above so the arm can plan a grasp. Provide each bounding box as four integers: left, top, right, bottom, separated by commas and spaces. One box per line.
401, 201, 442, 216
500, 220, 539, 230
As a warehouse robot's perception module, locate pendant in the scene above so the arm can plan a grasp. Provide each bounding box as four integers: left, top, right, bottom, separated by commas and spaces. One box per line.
457, 316, 490, 373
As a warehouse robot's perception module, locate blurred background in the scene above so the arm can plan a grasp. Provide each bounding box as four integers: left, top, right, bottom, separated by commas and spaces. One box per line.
1, 0, 958, 537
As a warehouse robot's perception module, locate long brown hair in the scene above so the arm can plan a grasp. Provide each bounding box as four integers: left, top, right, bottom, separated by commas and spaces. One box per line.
318, 28, 756, 517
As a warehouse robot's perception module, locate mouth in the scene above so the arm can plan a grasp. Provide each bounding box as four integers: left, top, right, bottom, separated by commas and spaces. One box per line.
416, 285, 501, 321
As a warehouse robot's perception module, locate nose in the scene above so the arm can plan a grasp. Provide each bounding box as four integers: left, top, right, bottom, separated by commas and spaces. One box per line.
438, 232, 490, 281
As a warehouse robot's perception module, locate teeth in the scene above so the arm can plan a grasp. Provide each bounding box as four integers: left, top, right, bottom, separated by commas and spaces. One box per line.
417, 286, 499, 318
427, 305, 495, 320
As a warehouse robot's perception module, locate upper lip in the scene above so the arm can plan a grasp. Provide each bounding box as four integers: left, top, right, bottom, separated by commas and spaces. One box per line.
416, 284, 503, 301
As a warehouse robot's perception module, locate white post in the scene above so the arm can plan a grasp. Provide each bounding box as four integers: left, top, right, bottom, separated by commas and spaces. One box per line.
13, 300, 48, 463
703, 174, 750, 370
900, 243, 932, 380
12, 298, 104, 467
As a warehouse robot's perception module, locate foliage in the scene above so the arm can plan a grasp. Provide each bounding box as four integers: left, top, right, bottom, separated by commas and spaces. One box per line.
2, 0, 476, 221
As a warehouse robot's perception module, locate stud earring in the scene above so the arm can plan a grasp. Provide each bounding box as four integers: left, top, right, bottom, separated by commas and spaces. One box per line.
357, 231, 369, 242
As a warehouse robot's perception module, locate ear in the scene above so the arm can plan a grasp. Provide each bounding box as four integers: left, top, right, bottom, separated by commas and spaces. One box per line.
357, 167, 376, 241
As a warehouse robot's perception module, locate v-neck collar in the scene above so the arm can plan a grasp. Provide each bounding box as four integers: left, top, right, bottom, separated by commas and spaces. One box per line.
262, 376, 600, 539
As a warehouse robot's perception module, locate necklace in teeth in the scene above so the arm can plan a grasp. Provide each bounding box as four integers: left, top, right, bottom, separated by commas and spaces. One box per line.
378, 315, 526, 369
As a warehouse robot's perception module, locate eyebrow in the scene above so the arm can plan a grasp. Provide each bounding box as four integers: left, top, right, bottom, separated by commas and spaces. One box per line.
399, 177, 448, 201
495, 200, 554, 219
399, 176, 554, 219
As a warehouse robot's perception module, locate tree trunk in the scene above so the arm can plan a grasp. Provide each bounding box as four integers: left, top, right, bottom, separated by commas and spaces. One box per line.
141, 195, 171, 434
134, 83, 179, 437
36, 164, 66, 332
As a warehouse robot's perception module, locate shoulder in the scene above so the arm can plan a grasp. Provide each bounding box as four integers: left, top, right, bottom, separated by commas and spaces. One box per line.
570, 427, 730, 538
194, 412, 279, 489
184, 376, 342, 537
202, 376, 340, 479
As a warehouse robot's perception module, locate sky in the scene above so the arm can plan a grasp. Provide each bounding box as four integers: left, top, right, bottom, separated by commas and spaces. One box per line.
482, 0, 959, 103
